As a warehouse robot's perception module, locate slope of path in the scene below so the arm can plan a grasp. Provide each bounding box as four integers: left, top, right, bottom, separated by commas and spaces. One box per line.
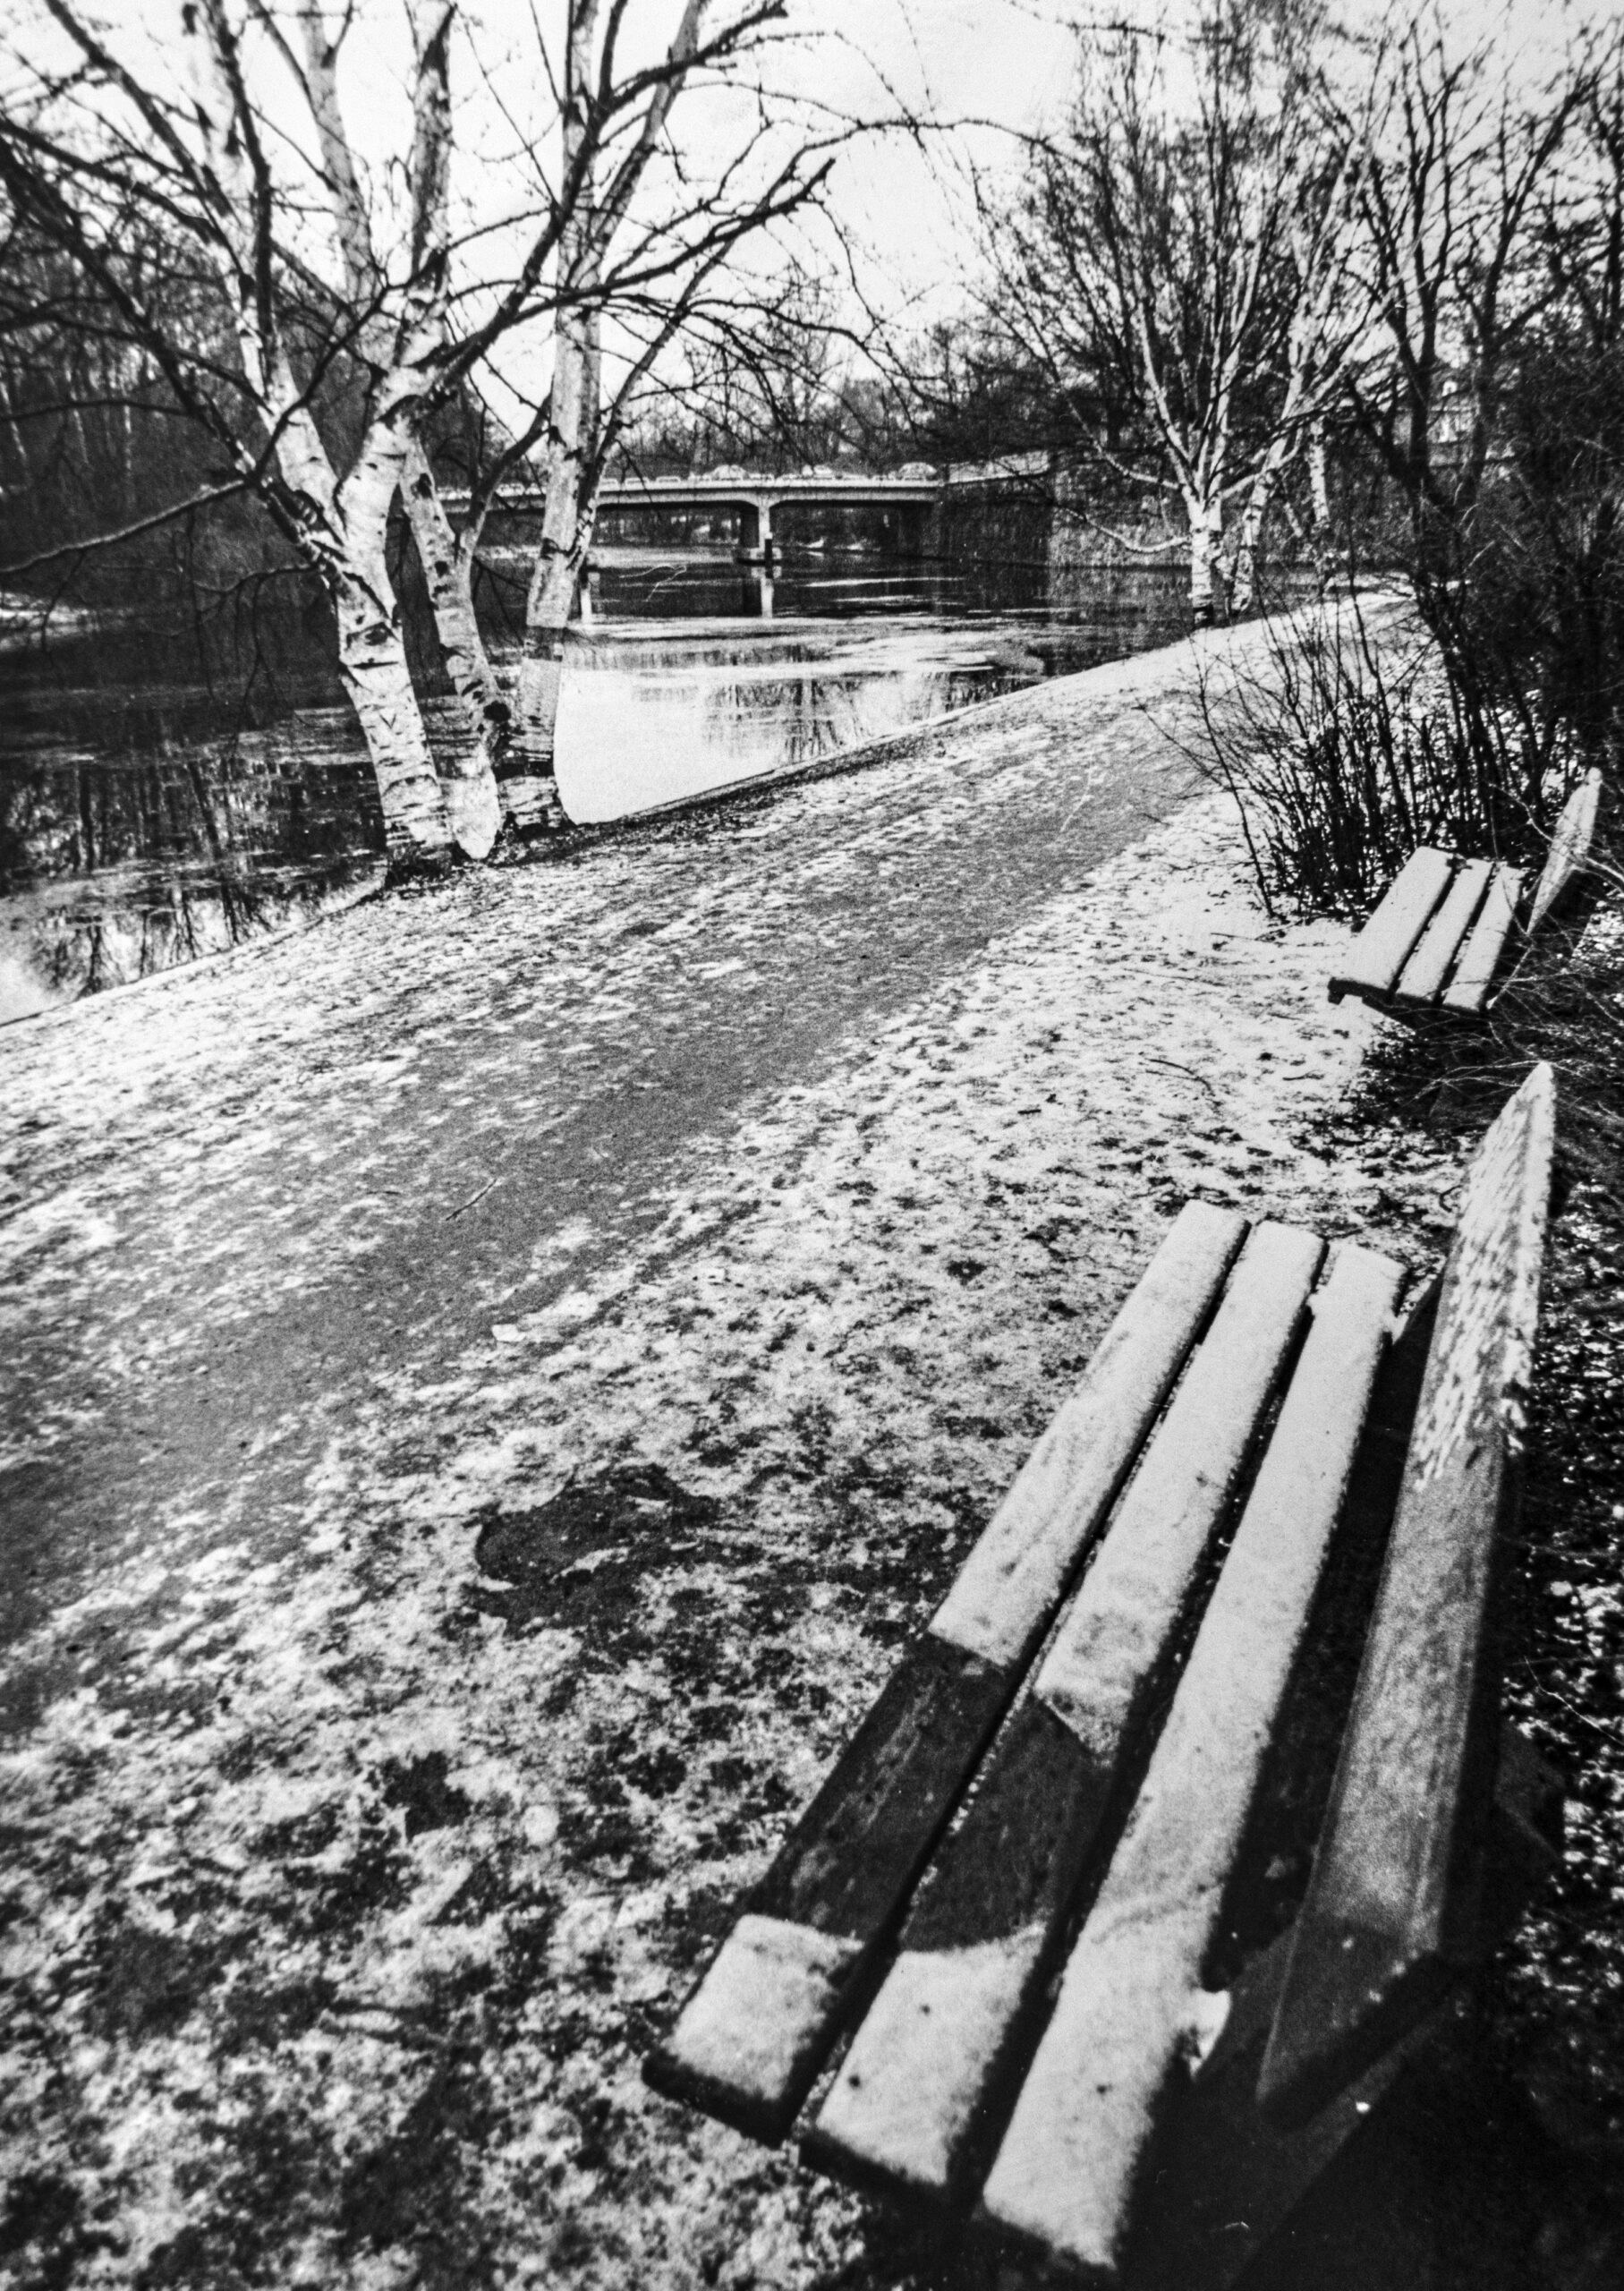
3, 619, 1250, 1667
0, 625, 1486, 2289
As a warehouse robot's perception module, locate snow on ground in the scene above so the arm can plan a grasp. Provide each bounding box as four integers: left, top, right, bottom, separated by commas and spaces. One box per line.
0, 629, 1494, 2287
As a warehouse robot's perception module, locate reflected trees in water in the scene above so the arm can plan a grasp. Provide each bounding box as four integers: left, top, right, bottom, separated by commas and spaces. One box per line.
0, 3, 844, 875
2, 3, 481, 873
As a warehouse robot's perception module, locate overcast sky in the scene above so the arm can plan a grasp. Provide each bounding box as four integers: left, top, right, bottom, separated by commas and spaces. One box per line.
4, 0, 1600, 421
424, 0, 1604, 422
806, 0, 1601, 328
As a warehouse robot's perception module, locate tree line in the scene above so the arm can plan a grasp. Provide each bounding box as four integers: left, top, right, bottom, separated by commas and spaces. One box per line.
912, 1, 1624, 788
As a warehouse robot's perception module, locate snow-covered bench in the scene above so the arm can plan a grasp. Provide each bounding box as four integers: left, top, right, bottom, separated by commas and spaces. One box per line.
1329, 770, 1603, 1022
643, 1066, 1562, 2289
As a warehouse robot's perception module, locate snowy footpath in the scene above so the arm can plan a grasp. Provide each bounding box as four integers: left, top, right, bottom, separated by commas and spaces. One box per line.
1, 616, 1481, 2287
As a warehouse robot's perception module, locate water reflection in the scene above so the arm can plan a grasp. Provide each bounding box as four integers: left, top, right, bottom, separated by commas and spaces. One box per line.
549, 552, 1187, 822
1, 858, 380, 1022
0, 691, 385, 1021
1, 550, 1190, 1019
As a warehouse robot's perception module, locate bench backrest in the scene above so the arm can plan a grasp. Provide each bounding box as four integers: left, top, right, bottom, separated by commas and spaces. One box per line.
1526, 767, 1603, 940
1258, 1060, 1555, 2123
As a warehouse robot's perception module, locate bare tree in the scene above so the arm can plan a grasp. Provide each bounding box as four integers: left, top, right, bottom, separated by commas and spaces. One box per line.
1223, 133, 1368, 607
3, 0, 788, 865
998, 0, 1365, 619
669, 261, 846, 468
0, 234, 170, 569
0, 0, 493, 874
1340, 21, 1581, 581
398, 2, 840, 839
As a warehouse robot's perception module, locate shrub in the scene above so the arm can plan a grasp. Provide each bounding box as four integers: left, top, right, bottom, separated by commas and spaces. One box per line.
1196, 584, 1590, 918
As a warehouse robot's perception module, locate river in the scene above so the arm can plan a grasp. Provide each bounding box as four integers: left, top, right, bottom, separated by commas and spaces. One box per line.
0, 549, 1189, 1021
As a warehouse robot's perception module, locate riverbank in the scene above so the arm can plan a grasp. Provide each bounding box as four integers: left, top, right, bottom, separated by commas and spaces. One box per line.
0, 550, 1193, 1021
1, 613, 1619, 2287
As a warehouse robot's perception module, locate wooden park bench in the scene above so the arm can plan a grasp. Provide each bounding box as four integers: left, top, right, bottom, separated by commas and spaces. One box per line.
1329, 768, 1602, 1022
644, 1064, 1562, 2288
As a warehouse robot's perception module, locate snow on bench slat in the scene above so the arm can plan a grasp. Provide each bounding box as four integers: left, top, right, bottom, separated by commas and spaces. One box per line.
643, 1634, 1009, 2142
931, 1200, 1246, 1668
1329, 847, 1454, 1002
805, 1221, 1322, 2202
975, 1243, 1405, 2281
650, 1916, 863, 2132
1394, 857, 1492, 1005
1441, 864, 1524, 1015
1032, 1220, 1324, 1759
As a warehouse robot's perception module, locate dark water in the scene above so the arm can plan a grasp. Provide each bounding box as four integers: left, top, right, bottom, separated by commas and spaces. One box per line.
0, 551, 1190, 1020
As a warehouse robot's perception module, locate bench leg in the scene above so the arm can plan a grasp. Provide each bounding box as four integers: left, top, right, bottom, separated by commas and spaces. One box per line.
1118, 1726, 1562, 2291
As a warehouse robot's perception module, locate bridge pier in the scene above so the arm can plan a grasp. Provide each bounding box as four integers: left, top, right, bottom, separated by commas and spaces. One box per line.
735, 498, 774, 563
877, 498, 942, 559
895, 500, 940, 559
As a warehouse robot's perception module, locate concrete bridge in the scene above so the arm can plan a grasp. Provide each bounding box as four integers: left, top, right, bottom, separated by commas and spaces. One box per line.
460, 455, 1049, 562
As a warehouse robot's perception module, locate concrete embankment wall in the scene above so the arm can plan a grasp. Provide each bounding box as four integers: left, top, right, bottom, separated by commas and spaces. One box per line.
939, 475, 1187, 579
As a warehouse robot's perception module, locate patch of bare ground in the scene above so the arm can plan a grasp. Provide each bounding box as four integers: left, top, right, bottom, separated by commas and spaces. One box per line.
0, 635, 1619, 2287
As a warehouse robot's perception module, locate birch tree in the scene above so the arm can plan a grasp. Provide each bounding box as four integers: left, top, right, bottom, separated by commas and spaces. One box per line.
402, 0, 834, 839
400, 250, 735, 833
1001, 0, 1361, 619
273, 0, 504, 857
0, 0, 484, 876
1224, 135, 1369, 608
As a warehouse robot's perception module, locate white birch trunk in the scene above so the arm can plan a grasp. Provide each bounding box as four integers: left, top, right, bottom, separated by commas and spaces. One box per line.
336, 415, 454, 875
498, 1, 604, 837
402, 443, 503, 860
188, 0, 456, 875
336, 589, 450, 868
1228, 433, 1294, 615
503, 443, 580, 833
1185, 493, 1228, 623
1228, 498, 1265, 616
1308, 419, 1331, 541
503, 265, 590, 834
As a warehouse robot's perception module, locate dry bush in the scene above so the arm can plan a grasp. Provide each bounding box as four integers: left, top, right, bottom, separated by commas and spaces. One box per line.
1195, 588, 1594, 920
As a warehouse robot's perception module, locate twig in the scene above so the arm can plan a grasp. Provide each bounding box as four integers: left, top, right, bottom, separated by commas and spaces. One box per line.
1145, 1054, 1225, 1113
447, 1174, 500, 1219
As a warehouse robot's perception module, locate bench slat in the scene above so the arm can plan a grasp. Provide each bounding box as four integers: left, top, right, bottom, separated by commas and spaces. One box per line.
801, 1693, 1108, 2198
1393, 857, 1492, 1004
1257, 1063, 1555, 2126
1526, 767, 1602, 941
974, 1245, 1404, 2280
642, 1634, 1008, 2142
1328, 847, 1454, 1002
1441, 864, 1525, 1015
804, 1221, 1324, 2202
930, 1201, 1247, 1669
643, 1201, 1246, 2142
